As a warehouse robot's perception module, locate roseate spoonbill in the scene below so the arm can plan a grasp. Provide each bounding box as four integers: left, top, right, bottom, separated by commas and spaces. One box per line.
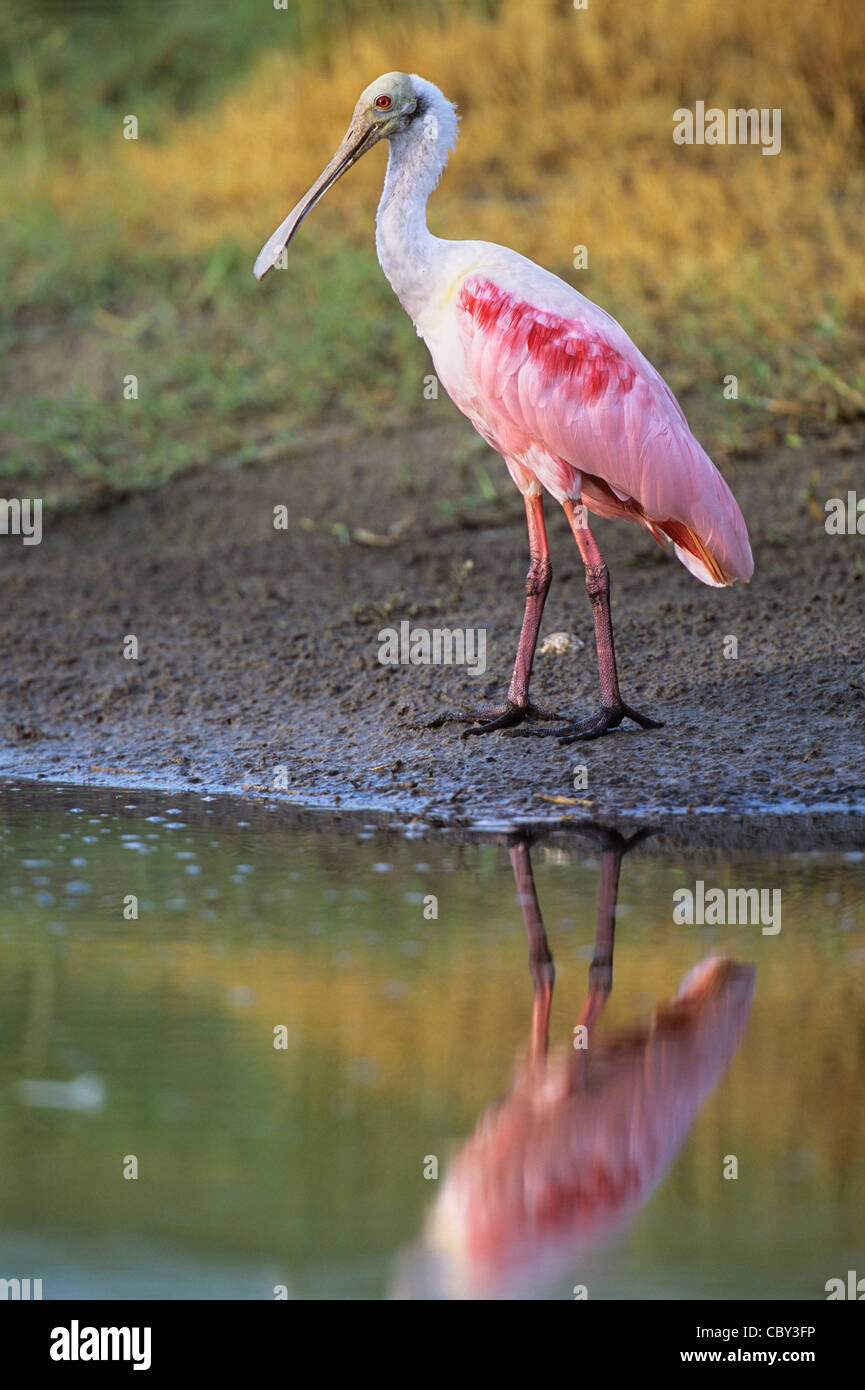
255, 74, 754, 740
391, 826, 756, 1299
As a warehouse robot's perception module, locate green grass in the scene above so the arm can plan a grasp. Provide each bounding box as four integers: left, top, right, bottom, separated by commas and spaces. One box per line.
1, 233, 426, 505
2, 0, 862, 510
0, 0, 485, 507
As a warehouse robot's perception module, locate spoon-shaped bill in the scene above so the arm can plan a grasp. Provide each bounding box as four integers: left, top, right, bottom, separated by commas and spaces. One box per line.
253, 119, 380, 280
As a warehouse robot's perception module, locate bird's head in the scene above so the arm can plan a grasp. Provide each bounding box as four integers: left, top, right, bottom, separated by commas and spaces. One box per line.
254, 72, 427, 280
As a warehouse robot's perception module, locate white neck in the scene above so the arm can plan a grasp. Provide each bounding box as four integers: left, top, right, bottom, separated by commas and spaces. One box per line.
375, 78, 458, 326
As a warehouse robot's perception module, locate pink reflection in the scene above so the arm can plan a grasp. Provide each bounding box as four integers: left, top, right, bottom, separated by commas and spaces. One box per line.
393, 827, 755, 1299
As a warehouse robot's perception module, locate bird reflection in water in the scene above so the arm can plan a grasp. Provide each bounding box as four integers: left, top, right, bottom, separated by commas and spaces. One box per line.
393, 824, 756, 1300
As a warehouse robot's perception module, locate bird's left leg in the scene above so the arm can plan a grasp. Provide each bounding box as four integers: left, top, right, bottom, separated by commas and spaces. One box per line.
426, 492, 563, 735
508, 838, 555, 1068
510, 500, 662, 741
559, 500, 663, 739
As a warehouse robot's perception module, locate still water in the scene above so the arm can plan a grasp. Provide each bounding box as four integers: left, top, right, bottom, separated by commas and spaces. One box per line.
1, 784, 863, 1300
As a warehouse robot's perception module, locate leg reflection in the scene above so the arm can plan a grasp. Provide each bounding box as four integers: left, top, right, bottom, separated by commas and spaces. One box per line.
392, 823, 754, 1301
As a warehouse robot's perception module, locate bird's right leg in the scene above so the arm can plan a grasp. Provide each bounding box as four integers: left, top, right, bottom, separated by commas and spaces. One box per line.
426, 491, 564, 735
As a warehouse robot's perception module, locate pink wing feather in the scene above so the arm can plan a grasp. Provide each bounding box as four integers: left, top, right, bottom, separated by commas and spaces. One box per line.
454, 272, 753, 586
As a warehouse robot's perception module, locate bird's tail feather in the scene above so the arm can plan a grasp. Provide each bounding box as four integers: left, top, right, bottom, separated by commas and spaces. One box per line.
647, 520, 734, 587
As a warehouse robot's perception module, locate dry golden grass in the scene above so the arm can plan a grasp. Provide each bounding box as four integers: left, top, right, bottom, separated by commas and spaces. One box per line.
48, 0, 864, 346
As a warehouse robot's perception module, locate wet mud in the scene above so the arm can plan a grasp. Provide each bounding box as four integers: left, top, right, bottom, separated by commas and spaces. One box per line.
1, 417, 863, 844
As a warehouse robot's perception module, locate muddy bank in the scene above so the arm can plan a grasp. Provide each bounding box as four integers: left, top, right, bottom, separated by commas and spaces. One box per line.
1, 417, 864, 839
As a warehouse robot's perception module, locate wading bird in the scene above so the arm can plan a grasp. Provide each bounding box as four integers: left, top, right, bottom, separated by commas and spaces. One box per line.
255, 74, 754, 740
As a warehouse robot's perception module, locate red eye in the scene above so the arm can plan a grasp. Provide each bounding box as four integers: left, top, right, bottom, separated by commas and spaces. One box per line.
375, 95, 392, 110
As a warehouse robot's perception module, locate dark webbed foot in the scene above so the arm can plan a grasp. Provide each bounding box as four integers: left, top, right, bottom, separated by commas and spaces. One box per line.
504, 701, 663, 742
557, 701, 663, 742
425, 700, 565, 738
